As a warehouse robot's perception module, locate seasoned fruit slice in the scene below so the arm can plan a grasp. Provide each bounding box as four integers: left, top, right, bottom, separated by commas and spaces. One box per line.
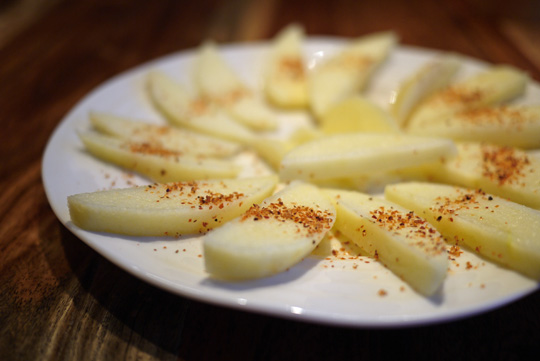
385, 182, 540, 279
391, 54, 461, 127
325, 189, 448, 296
193, 42, 277, 130
264, 24, 309, 108
319, 95, 398, 134
407, 65, 529, 128
68, 175, 278, 236
407, 105, 540, 149
203, 181, 336, 280
433, 143, 540, 210
279, 133, 456, 181
79, 133, 240, 182
89, 112, 242, 157
309, 31, 397, 118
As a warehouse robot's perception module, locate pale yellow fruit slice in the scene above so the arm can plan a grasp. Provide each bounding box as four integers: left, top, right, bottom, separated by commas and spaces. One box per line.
89, 112, 242, 157
319, 95, 398, 134
68, 175, 278, 236
203, 181, 336, 280
325, 189, 448, 296
385, 182, 540, 279
391, 55, 461, 127
79, 133, 240, 182
433, 143, 540, 210
279, 133, 456, 181
193, 41, 277, 131
407, 65, 529, 129
407, 105, 540, 149
309, 31, 397, 118
264, 24, 309, 108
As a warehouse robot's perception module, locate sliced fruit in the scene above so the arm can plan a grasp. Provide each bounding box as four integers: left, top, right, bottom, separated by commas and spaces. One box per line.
391, 54, 461, 127
325, 189, 448, 296
264, 24, 309, 108
385, 182, 540, 279
193, 41, 277, 130
68, 175, 278, 236
279, 133, 456, 181
203, 181, 336, 280
407, 65, 529, 129
89, 112, 242, 157
407, 105, 540, 149
319, 95, 398, 134
79, 132, 240, 182
309, 31, 397, 118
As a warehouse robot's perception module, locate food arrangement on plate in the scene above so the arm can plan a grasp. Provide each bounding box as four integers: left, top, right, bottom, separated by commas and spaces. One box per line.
61, 24, 540, 304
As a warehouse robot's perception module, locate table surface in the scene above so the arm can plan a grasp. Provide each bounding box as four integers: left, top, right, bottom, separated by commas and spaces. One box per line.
1, 0, 540, 360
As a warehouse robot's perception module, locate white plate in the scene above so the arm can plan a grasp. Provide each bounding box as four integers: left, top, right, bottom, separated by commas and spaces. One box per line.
42, 37, 539, 327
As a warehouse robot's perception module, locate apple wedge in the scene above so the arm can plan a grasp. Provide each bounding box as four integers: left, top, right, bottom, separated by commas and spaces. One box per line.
309, 31, 397, 119
407, 65, 529, 129
279, 133, 456, 181
324, 189, 448, 296
203, 181, 336, 280
79, 132, 240, 182
193, 41, 277, 131
89, 112, 242, 158
68, 175, 278, 236
264, 24, 309, 108
391, 54, 461, 127
385, 182, 540, 279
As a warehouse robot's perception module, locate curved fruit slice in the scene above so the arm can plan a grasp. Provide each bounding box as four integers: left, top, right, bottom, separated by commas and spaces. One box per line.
407, 65, 529, 129
309, 31, 397, 119
407, 105, 540, 149
203, 181, 336, 280
319, 95, 398, 134
391, 55, 461, 127
264, 24, 309, 108
68, 175, 278, 236
385, 182, 540, 279
325, 189, 448, 296
279, 133, 456, 181
89, 112, 242, 158
79, 133, 240, 182
193, 41, 277, 131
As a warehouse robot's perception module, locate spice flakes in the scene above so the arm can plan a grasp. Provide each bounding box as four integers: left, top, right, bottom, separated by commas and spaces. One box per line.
480, 145, 532, 186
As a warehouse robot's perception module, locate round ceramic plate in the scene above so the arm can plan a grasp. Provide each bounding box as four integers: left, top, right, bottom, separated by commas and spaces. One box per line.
42, 37, 539, 327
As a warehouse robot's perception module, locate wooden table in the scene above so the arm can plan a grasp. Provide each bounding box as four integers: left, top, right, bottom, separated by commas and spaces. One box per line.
1, 0, 539, 359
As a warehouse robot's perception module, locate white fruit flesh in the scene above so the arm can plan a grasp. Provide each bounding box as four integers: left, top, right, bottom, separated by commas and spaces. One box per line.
385, 182, 540, 279
68, 175, 278, 236
203, 181, 336, 280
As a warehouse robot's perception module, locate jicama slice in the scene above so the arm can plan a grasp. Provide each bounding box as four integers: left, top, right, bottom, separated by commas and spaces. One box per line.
79, 133, 240, 182
68, 175, 278, 236
279, 133, 456, 181
203, 181, 336, 280
325, 189, 448, 296
385, 182, 540, 279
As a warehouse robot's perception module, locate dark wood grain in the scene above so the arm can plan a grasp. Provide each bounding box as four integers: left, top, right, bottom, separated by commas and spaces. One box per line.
1, 0, 539, 360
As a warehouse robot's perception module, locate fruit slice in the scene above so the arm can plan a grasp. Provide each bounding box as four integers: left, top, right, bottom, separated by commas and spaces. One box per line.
68, 175, 278, 236
309, 31, 397, 118
203, 181, 336, 280
79, 132, 240, 182
391, 54, 461, 127
264, 24, 309, 108
325, 189, 448, 296
279, 133, 456, 181
407, 65, 529, 129
319, 95, 398, 134
407, 105, 540, 149
385, 182, 540, 279
89, 112, 242, 158
433, 142, 540, 210
193, 41, 277, 130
